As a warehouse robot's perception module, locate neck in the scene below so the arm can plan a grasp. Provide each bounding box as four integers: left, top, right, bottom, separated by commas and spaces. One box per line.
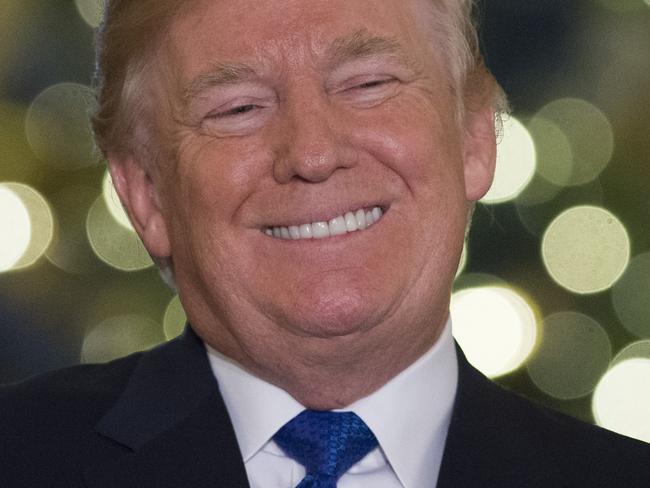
201, 312, 447, 410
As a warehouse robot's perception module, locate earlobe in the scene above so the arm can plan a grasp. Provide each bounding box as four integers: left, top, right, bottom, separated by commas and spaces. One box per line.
107, 155, 172, 258
462, 105, 497, 202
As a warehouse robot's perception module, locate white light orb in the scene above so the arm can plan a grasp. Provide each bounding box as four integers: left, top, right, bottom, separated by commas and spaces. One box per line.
2, 183, 54, 270
451, 286, 538, 378
102, 170, 134, 230
593, 359, 650, 443
0, 184, 31, 272
482, 116, 536, 204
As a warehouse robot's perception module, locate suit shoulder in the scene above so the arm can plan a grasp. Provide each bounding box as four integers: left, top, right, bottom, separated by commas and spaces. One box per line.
0, 353, 141, 434
496, 380, 650, 485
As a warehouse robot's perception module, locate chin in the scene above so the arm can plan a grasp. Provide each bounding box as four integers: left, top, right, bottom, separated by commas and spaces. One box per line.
280, 285, 389, 339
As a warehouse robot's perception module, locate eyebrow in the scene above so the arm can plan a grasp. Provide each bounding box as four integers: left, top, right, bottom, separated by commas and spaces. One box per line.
326, 29, 410, 67
182, 63, 258, 104
181, 29, 418, 105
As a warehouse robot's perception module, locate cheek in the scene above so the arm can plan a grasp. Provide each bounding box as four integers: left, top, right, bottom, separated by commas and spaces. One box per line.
350, 99, 466, 202
171, 137, 268, 225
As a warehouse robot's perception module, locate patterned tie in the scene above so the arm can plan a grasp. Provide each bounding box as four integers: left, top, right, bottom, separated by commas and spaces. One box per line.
273, 410, 379, 488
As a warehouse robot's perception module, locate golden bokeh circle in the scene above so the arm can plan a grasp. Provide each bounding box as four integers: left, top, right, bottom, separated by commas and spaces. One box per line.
86, 196, 153, 272
527, 116, 573, 187
102, 170, 133, 230
534, 98, 613, 186
74, 0, 105, 28
542, 206, 630, 294
81, 314, 163, 364
611, 252, 650, 338
25, 83, 98, 171
163, 295, 187, 341
527, 311, 611, 400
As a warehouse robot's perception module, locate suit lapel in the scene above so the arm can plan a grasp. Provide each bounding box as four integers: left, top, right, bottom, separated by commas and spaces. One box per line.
84, 327, 249, 488
436, 346, 568, 488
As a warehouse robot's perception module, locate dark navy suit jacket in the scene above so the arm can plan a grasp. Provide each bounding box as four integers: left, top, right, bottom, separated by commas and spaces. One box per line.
2, 326, 649, 487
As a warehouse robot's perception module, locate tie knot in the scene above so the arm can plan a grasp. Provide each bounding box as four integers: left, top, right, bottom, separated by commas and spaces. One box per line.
273, 410, 378, 481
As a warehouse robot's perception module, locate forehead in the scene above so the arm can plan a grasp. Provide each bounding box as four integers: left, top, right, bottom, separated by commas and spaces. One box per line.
163, 0, 437, 78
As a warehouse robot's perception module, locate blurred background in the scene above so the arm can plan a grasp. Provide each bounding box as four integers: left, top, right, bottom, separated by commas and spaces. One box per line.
1, 0, 649, 443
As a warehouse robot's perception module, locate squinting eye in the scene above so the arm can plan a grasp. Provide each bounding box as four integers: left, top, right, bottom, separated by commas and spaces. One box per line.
210, 104, 258, 119
354, 78, 395, 90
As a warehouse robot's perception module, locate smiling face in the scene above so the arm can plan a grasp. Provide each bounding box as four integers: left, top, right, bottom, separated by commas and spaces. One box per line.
109, 0, 496, 404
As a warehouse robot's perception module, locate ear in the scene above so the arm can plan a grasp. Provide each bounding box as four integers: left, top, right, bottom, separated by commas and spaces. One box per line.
461, 105, 497, 201
107, 155, 171, 258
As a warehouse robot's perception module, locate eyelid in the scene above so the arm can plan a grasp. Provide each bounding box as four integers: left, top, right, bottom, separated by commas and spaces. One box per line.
350, 77, 397, 89
208, 103, 261, 119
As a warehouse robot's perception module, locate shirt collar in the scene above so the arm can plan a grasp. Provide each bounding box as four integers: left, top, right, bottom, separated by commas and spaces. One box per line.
206, 317, 458, 488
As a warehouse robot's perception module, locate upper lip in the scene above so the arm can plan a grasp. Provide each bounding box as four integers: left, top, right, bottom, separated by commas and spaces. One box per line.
259, 200, 390, 228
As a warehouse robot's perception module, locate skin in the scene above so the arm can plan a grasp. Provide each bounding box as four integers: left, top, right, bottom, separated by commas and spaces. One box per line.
109, 0, 497, 409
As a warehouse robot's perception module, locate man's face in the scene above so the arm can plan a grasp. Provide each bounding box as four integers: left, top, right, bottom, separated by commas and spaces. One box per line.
134, 0, 494, 358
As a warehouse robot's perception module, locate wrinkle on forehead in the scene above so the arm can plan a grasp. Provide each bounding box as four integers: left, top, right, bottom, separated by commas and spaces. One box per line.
180, 27, 424, 107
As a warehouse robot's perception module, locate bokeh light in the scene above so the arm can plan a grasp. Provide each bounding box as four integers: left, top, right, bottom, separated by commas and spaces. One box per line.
25, 83, 98, 171
481, 116, 536, 204
2, 182, 54, 270
75, 0, 105, 28
455, 242, 468, 278
86, 196, 153, 271
516, 179, 604, 237
102, 169, 133, 229
163, 295, 187, 341
542, 206, 630, 294
527, 116, 573, 187
81, 314, 163, 364
593, 359, 650, 443
453, 272, 508, 291
527, 312, 611, 399
0, 102, 40, 183
451, 286, 538, 378
613, 340, 650, 365
612, 252, 650, 338
0, 184, 31, 272
45, 186, 101, 274
534, 98, 613, 186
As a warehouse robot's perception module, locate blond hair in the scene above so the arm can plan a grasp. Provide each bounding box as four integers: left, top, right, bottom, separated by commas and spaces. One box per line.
92, 0, 506, 159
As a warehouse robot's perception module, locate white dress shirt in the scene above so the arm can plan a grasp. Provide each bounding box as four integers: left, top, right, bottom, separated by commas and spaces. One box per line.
206, 318, 458, 488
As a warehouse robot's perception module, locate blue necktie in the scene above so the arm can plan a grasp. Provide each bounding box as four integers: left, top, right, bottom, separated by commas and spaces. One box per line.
273, 410, 379, 488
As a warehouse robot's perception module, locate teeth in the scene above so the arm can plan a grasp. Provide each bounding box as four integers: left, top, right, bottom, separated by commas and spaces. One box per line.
355, 209, 367, 230
328, 216, 347, 237
312, 221, 330, 239
345, 212, 358, 232
299, 224, 313, 239
265, 206, 384, 240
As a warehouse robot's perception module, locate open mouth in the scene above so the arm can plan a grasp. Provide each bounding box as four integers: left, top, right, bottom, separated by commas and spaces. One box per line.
262, 205, 386, 240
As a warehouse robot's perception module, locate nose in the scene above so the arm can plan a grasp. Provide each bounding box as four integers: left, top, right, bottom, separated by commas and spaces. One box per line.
273, 95, 358, 184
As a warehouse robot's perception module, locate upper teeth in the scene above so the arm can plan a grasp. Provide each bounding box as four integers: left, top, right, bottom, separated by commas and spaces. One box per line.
264, 206, 384, 240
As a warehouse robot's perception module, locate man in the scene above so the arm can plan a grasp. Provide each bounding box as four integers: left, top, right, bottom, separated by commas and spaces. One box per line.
1, 0, 649, 486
